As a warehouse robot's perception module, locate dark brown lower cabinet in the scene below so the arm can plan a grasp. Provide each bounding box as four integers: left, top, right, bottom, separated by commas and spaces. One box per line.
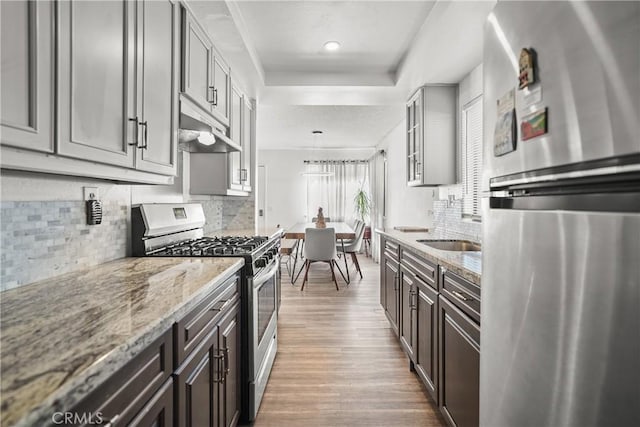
219, 302, 241, 427
174, 301, 241, 427
400, 266, 416, 361
415, 277, 438, 402
71, 330, 173, 426
128, 378, 174, 426
383, 256, 400, 336
175, 325, 220, 427
438, 295, 480, 427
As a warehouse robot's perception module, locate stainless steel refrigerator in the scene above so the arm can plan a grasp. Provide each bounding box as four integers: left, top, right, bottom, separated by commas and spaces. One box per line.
481, 2, 640, 426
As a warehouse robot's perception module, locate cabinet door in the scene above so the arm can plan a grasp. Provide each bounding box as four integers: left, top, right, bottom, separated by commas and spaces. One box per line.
229, 85, 243, 190
399, 267, 415, 361
384, 257, 399, 335
439, 295, 480, 427
212, 56, 230, 123
57, 0, 136, 167
128, 378, 174, 427
135, 0, 178, 175
218, 303, 241, 427
241, 98, 253, 191
1, 0, 54, 153
175, 327, 220, 427
182, 11, 213, 111
379, 248, 386, 308
415, 280, 438, 402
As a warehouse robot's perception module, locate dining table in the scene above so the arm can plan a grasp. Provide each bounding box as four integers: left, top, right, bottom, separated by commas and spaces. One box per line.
284, 222, 356, 284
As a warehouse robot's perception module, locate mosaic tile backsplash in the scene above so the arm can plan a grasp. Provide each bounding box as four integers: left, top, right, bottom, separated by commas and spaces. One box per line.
1, 194, 256, 290
433, 199, 482, 243
1, 200, 129, 291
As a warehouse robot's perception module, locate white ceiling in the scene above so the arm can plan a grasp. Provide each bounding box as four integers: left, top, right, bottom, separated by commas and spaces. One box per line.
256, 105, 404, 149
188, 0, 497, 150
235, 1, 436, 86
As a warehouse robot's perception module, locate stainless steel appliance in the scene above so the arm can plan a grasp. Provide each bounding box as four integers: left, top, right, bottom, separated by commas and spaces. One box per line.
481, 2, 640, 426
132, 203, 279, 422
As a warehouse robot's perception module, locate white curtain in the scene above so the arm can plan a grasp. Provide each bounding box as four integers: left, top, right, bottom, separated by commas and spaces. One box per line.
306, 161, 370, 223
368, 150, 386, 263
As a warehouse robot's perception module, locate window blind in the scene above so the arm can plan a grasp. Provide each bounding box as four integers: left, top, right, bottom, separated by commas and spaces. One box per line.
461, 96, 483, 217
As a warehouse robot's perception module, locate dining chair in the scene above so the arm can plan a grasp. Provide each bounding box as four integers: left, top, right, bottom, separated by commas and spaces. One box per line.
337, 222, 365, 279
279, 239, 298, 278
301, 227, 342, 291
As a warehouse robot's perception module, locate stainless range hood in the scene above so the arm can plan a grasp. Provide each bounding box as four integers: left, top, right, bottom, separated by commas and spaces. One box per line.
178, 96, 241, 153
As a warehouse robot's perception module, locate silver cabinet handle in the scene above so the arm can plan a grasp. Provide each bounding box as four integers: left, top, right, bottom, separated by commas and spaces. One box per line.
213, 351, 224, 383
223, 347, 230, 376
138, 121, 148, 149
451, 290, 472, 302
240, 169, 248, 182
208, 86, 218, 105
128, 117, 139, 146
410, 290, 417, 310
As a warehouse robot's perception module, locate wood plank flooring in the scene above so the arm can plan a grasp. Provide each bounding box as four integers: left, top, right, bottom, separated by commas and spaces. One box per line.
252, 254, 445, 426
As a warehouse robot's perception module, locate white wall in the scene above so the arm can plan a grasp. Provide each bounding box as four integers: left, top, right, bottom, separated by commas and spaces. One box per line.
439, 63, 483, 200
257, 148, 374, 229
376, 119, 437, 229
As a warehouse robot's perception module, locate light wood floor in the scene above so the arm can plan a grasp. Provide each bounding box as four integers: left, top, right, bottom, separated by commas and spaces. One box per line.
252, 254, 445, 426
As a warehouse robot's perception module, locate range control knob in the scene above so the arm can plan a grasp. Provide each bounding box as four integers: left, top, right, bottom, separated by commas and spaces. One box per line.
255, 257, 267, 268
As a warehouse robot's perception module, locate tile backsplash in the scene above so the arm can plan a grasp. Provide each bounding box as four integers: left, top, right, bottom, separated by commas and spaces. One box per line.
433, 199, 482, 243
1, 200, 129, 291
1, 195, 256, 290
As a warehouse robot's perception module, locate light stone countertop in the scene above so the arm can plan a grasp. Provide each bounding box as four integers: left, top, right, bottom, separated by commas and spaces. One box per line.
0, 257, 244, 427
376, 228, 481, 285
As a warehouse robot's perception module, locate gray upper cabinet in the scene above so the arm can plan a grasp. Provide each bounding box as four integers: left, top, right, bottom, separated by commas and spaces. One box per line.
57, 0, 137, 167
135, 0, 179, 176
241, 97, 253, 192
1, 0, 55, 153
229, 84, 243, 191
182, 11, 212, 112
406, 85, 457, 186
57, 0, 178, 175
211, 54, 230, 125
182, 10, 230, 127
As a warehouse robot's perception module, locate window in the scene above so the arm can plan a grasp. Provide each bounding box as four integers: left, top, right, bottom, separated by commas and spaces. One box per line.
460, 96, 483, 218
305, 161, 370, 222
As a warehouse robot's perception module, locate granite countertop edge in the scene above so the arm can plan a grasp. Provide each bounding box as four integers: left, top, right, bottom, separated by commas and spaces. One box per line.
12, 257, 245, 427
375, 228, 482, 285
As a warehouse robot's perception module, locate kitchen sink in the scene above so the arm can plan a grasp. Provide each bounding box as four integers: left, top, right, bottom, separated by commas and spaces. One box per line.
417, 239, 481, 252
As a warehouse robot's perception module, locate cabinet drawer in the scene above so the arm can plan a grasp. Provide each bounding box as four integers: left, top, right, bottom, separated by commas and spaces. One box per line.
441, 269, 480, 324
383, 238, 399, 261
401, 248, 437, 290
72, 329, 173, 426
174, 274, 240, 367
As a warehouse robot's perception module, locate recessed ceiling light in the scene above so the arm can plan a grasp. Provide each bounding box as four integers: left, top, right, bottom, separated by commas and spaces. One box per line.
323, 41, 341, 51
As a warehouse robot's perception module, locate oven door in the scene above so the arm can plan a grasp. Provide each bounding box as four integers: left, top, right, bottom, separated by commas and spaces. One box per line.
252, 257, 278, 378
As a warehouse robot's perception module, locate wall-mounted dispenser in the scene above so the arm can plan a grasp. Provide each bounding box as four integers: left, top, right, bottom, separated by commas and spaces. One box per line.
84, 187, 102, 225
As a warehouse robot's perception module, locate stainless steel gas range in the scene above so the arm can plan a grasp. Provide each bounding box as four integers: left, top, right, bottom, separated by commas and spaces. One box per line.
132, 203, 279, 422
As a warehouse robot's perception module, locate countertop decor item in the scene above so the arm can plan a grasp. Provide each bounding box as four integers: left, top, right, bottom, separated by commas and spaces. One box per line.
315, 207, 326, 228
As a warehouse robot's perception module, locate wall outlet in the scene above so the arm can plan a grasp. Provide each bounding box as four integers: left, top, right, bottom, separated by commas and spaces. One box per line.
83, 187, 99, 201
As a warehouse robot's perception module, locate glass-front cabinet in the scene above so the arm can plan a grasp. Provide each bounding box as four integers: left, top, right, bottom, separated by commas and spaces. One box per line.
407, 89, 423, 185
406, 85, 457, 187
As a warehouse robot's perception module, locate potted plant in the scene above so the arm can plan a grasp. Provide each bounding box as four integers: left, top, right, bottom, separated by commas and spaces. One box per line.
354, 188, 372, 255
354, 188, 370, 223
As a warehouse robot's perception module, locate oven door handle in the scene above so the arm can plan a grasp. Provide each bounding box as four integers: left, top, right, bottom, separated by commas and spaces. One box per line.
254, 260, 279, 289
